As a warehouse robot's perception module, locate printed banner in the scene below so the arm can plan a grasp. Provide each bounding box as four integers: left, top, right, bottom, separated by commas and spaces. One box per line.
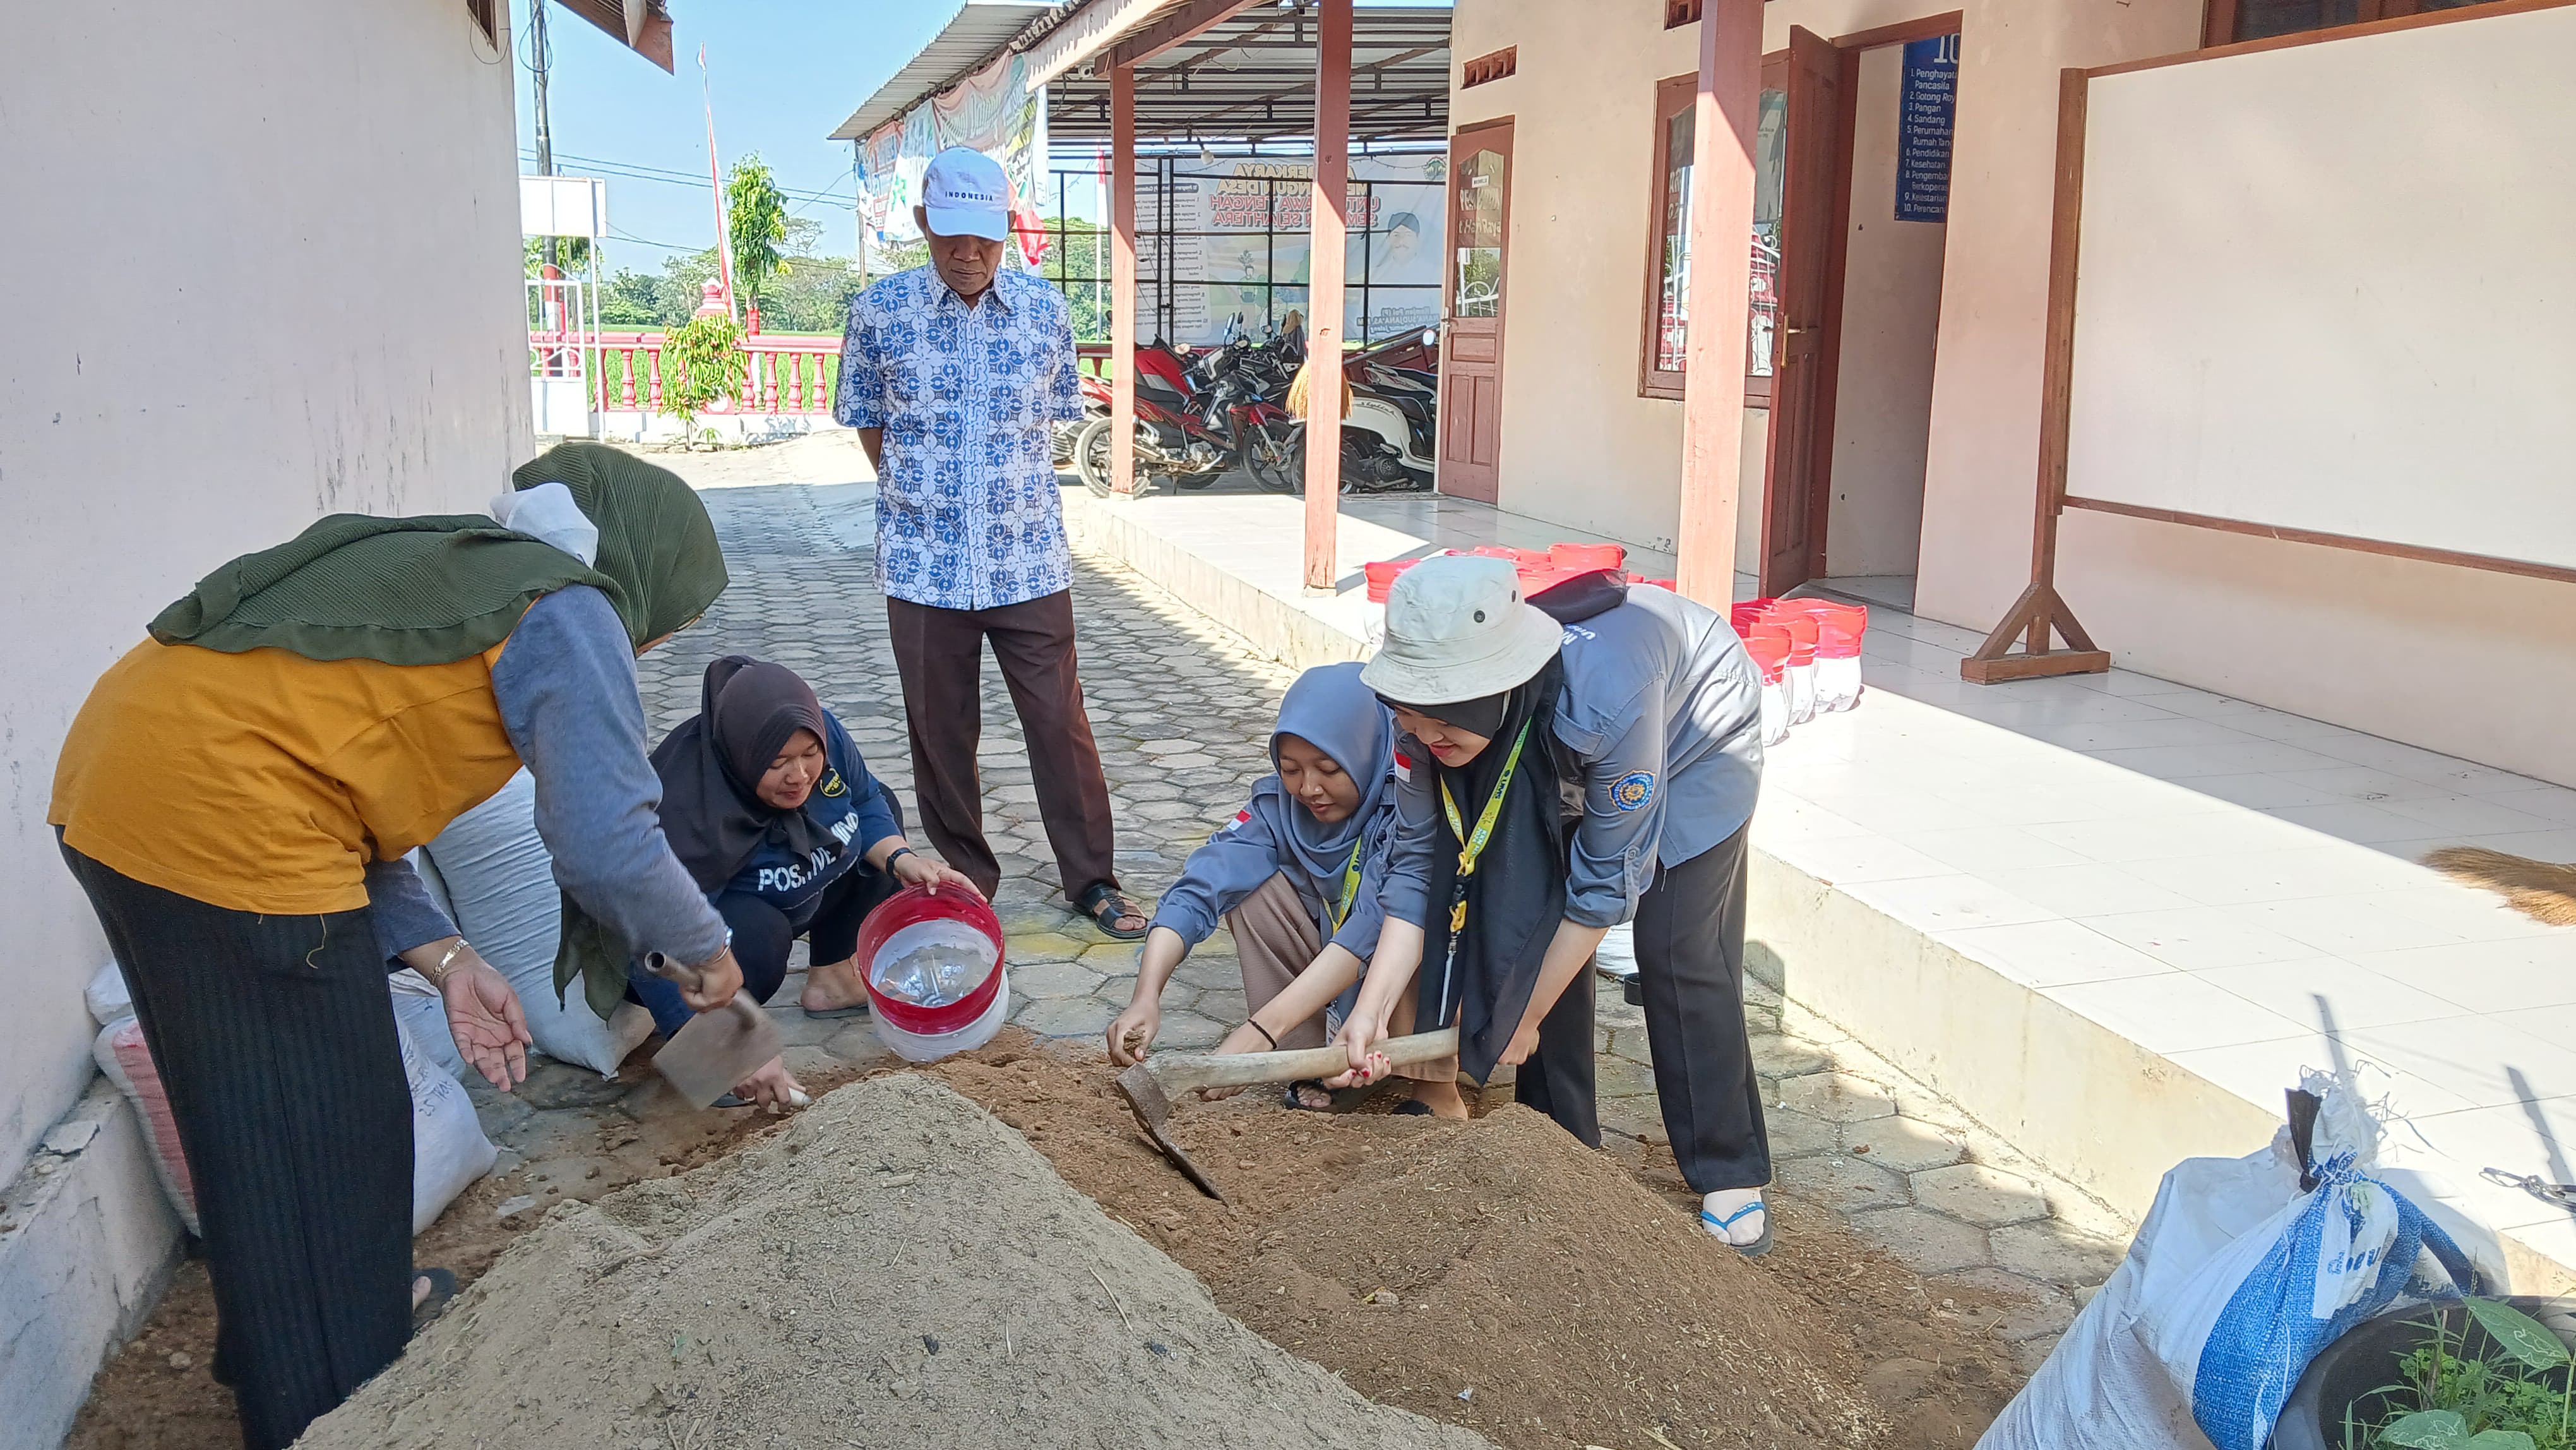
1897, 35, 1960, 224
858, 47, 1046, 268
1128, 153, 1446, 348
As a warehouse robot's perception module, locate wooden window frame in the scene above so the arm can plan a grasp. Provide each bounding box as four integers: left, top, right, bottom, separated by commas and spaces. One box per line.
467, 0, 499, 47
1462, 46, 1518, 88
1637, 58, 1787, 404
1638, 73, 1697, 401
2203, 0, 2525, 47
1667, 0, 1705, 27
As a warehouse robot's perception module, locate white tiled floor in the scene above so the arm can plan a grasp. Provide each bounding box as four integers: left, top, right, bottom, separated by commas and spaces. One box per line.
1768, 596, 2576, 1259
1076, 487, 2576, 1269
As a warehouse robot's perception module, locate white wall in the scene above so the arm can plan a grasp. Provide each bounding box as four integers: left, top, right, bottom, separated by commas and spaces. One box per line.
1824, 42, 1947, 579
0, 0, 529, 1429
2067, 8, 2576, 566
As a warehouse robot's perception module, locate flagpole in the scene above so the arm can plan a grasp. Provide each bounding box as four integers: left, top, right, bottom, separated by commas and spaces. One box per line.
700, 44, 739, 323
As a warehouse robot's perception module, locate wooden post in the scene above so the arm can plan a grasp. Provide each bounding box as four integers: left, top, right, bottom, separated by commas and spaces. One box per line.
1673, 0, 1763, 608
1110, 64, 1140, 496
1959, 69, 2111, 683
1302, 0, 1351, 592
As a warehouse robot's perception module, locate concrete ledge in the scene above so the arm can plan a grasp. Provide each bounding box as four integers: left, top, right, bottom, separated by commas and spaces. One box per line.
1, 1076, 184, 1449
1746, 852, 2279, 1223
1064, 488, 1369, 673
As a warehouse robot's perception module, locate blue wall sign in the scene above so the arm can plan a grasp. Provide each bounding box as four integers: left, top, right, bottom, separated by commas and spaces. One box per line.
1898, 34, 1960, 224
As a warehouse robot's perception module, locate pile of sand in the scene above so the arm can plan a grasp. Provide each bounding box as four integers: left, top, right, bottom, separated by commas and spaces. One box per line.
299, 1074, 1495, 1450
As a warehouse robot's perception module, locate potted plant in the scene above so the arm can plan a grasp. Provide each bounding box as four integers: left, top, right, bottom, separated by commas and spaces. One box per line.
2271, 1297, 2576, 1449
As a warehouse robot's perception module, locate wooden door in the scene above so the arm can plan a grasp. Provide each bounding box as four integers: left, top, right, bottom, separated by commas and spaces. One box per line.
1756, 28, 1844, 596
1438, 120, 1513, 503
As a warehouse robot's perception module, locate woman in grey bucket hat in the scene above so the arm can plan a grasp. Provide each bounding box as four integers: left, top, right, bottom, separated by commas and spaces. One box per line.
1335, 554, 1780, 1254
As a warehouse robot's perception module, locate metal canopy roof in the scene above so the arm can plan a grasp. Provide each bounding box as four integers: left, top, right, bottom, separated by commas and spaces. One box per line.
1046, 4, 1451, 147
828, 1, 1057, 142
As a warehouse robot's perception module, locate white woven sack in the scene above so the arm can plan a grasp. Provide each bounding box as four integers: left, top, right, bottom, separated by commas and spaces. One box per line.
420, 771, 653, 1077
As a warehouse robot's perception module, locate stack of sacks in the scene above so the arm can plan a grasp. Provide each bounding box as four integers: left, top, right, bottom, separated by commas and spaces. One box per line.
85, 962, 496, 1238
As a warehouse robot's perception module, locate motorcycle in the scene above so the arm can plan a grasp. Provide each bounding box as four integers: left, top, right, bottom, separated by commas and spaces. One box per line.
1258, 325, 1443, 496
1073, 316, 1303, 498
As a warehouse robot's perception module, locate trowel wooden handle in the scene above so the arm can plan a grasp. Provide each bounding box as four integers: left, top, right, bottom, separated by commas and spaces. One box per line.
1152, 1027, 1460, 1093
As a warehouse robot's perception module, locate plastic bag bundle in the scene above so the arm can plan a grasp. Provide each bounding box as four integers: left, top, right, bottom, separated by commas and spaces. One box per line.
1978, 1069, 2501, 1450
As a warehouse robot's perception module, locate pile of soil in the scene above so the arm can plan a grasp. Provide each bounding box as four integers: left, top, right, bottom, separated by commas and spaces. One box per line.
926, 1033, 2024, 1450
297, 1074, 1493, 1450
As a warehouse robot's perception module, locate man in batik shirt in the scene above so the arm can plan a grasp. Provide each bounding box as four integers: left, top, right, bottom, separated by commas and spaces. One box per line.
835, 147, 1145, 939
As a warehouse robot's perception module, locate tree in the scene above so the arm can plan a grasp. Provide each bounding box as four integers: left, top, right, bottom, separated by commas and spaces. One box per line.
662, 313, 748, 444
725, 154, 792, 317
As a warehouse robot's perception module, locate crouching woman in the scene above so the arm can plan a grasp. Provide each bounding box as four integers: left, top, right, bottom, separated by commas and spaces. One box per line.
617, 655, 979, 1108
1107, 662, 1459, 1114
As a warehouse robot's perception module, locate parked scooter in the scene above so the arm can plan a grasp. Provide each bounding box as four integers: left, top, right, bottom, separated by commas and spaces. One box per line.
1260, 325, 1441, 496
1073, 316, 1303, 498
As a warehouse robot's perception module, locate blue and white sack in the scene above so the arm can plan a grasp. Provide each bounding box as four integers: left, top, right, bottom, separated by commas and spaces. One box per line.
1979, 1070, 2503, 1450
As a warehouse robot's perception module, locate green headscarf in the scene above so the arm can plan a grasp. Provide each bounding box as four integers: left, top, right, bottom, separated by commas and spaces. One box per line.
148, 442, 727, 663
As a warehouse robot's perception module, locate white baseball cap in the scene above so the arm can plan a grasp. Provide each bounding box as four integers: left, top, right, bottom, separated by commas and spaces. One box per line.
1360, 554, 1564, 705
919, 147, 1010, 241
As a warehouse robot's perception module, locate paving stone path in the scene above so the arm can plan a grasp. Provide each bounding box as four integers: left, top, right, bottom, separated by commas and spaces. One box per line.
479, 440, 2128, 1375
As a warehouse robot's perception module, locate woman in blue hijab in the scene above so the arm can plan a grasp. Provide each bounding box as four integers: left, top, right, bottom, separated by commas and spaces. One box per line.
1107, 663, 1458, 1114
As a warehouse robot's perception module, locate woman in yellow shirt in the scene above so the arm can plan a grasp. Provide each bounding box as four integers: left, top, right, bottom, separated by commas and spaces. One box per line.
51, 444, 737, 1450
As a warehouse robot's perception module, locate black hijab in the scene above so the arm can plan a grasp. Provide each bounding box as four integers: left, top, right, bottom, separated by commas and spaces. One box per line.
1386, 654, 1571, 1083
652, 656, 840, 892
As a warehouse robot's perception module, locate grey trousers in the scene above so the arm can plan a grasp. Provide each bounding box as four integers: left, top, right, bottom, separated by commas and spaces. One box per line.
1227, 873, 1448, 1081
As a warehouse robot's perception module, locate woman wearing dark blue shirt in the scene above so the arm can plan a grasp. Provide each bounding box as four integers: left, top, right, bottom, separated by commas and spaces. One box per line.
631, 656, 977, 1106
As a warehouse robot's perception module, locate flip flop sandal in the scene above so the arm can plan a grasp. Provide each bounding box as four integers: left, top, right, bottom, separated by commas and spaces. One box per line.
1700, 1198, 1775, 1258
711, 1093, 749, 1109
800, 1003, 869, 1019
1282, 1079, 1363, 1113
1392, 1099, 1436, 1117
410, 1267, 458, 1335
1075, 883, 1150, 942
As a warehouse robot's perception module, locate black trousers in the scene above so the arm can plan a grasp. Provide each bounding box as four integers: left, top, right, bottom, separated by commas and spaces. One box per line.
885, 590, 1119, 902
1631, 822, 1771, 1192
61, 842, 414, 1450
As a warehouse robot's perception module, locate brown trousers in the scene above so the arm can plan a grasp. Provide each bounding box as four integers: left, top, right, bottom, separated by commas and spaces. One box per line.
885, 590, 1118, 902
1229, 873, 1450, 1082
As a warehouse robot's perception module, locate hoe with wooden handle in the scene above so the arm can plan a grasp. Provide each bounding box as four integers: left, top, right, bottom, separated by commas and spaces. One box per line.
1112, 1028, 1462, 1201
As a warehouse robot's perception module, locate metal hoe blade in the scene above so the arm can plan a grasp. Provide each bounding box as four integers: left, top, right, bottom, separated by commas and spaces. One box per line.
1114, 1062, 1227, 1202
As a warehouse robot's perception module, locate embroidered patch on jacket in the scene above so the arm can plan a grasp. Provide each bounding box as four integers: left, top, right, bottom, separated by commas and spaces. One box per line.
820, 769, 848, 798
1220, 809, 1251, 833
1610, 771, 1656, 813
1393, 752, 1414, 784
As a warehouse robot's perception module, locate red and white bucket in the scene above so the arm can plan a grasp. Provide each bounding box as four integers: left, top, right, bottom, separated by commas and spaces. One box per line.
1813, 604, 1867, 712
1745, 626, 1792, 746
854, 886, 1010, 1063
1773, 613, 1820, 724
1549, 541, 1626, 573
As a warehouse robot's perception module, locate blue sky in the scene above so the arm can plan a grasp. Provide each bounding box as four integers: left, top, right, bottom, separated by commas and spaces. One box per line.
513, 0, 950, 273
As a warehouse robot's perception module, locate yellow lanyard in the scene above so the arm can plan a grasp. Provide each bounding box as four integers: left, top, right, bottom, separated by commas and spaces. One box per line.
1436, 721, 1532, 934
1326, 836, 1367, 933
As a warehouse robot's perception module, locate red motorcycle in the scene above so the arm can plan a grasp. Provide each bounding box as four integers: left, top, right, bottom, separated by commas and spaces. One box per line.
1069, 325, 1303, 498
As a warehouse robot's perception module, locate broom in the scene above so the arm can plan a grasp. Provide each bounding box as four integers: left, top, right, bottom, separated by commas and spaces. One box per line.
2424, 846, 2576, 927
